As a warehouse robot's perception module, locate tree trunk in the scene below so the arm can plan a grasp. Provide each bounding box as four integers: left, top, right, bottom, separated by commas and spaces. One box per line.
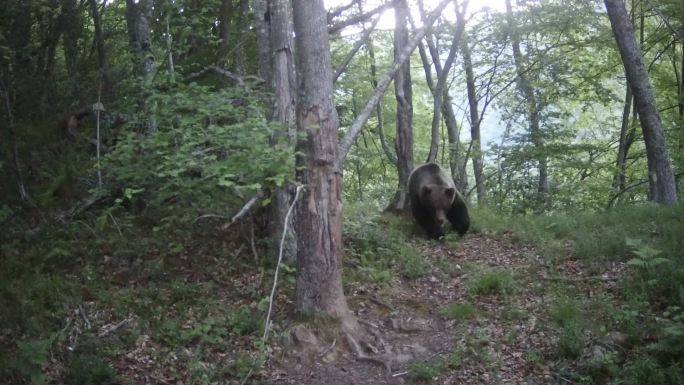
461, 31, 485, 205
605, 0, 678, 204
126, 0, 156, 81
62, 0, 82, 103
218, 0, 235, 66
88, 0, 110, 92
1, 79, 29, 201
387, 0, 413, 212
234, 0, 250, 73
268, 0, 298, 264
505, 0, 549, 209
612, 83, 635, 203
293, 0, 354, 323
254, 0, 272, 84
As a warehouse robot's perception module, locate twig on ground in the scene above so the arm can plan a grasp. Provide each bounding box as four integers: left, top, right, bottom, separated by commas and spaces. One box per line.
98, 316, 132, 338
78, 304, 91, 330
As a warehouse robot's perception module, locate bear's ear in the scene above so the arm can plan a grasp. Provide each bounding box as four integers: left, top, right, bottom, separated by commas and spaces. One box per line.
421, 186, 432, 196
445, 187, 455, 198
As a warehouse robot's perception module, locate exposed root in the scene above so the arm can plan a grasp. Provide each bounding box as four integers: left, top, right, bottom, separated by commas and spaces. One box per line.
345, 331, 392, 373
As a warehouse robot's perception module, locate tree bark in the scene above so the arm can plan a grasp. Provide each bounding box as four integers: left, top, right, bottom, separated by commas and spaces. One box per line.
461, 31, 486, 205
268, 0, 298, 264
605, 0, 678, 204
293, 0, 354, 323
387, 0, 413, 212
125, 0, 156, 81
505, 0, 549, 209
254, 0, 273, 84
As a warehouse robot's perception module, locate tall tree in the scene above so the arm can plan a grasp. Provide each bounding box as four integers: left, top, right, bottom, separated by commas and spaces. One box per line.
505, 0, 549, 209
218, 0, 235, 66
268, 0, 298, 264
292, 0, 355, 325
387, 0, 413, 212
88, 0, 109, 92
461, 30, 486, 205
62, 0, 82, 102
254, 0, 272, 84
126, 0, 155, 81
424, 0, 467, 164
605, 0, 678, 204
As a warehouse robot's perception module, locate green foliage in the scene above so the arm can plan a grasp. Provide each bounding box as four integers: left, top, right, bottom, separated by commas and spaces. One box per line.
616, 357, 669, 385
67, 337, 117, 385
104, 82, 294, 230
343, 202, 426, 281
649, 307, 684, 360
467, 269, 517, 296
442, 302, 478, 320
9, 338, 53, 384
473, 205, 684, 263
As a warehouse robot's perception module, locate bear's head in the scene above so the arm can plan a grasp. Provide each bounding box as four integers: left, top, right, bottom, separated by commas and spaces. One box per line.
420, 184, 456, 227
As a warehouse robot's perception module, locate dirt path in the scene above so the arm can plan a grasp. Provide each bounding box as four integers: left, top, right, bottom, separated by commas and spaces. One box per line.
267, 233, 620, 384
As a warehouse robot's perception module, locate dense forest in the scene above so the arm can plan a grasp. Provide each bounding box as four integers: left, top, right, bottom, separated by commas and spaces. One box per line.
1, 0, 683, 383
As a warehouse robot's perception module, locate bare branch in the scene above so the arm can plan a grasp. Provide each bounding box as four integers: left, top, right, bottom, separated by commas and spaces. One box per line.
193, 191, 264, 227
184, 65, 264, 86
327, 0, 360, 22
333, 15, 381, 83
328, 0, 396, 34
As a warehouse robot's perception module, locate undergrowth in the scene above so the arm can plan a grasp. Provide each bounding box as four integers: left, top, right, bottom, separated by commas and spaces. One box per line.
474, 204, 684, 384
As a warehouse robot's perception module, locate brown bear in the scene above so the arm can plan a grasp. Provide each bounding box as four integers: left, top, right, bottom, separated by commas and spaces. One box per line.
407, 163, 469, 239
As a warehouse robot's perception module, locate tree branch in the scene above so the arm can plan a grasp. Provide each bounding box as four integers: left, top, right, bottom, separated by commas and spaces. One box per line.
184, 65, 264, 86
328, 0, 396, 34
333, 15, 381, 83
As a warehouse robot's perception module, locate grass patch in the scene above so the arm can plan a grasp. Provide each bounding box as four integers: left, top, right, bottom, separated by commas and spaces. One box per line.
472, 205, 684, 263
442, 302, 478, 320
467, 269, 517, 296
408, 359, 443, 382
549, 297, 582, 327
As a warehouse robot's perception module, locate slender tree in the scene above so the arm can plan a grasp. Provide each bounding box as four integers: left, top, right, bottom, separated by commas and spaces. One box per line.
387, 0, 414, 212
605, 0, 678, 204
505, 0, 549, 209
461, 30, 486, 205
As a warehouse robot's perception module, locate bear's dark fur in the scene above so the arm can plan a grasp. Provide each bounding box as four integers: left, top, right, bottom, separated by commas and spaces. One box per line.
407, 163, 469, 239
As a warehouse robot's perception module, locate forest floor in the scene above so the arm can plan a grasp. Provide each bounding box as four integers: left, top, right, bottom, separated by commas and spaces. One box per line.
266, 232, 625, 385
